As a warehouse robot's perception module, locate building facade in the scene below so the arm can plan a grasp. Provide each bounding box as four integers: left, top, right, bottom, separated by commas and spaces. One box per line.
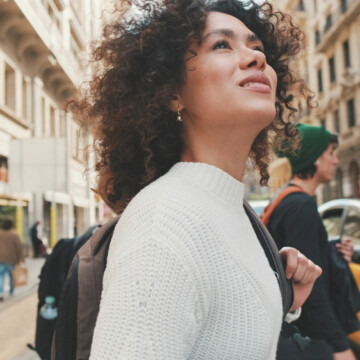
0, 0, 106, 248
271, 0, 360, 204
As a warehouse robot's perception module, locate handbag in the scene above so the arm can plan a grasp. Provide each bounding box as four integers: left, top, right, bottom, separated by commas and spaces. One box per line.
13, 264, 28, 287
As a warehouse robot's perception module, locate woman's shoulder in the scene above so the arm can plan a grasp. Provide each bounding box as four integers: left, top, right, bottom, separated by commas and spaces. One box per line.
124, 170, 207, 220
280, 190, 316, 208
109, 172, 214, 256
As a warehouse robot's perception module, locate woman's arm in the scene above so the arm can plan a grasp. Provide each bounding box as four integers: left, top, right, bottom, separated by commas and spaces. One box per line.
90, 239, 202, 360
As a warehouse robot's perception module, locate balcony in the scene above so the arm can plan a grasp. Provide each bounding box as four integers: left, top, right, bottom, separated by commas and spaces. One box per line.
316, 0, 360, 52
0, 0, 78, 101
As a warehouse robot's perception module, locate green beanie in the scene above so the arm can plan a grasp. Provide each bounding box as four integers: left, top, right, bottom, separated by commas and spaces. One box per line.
276, 123, 332, 174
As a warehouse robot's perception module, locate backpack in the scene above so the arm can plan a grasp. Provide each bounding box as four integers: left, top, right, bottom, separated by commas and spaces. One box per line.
28, 226, 100, 360
51, 202, 292, 360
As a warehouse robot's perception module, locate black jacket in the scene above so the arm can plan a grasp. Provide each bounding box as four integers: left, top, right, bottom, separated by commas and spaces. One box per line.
267, 190, 352, 352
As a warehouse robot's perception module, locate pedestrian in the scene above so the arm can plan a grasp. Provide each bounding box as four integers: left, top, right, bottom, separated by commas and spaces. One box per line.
0, 217, 23, 301
74, 1, 323, 358
267, 123, 358, 360
30, 221, 45, 258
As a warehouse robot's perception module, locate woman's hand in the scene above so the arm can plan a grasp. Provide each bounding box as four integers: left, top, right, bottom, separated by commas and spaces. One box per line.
279, 247, 322, 312
336, 237, 354, 263
334, 349, 357, 360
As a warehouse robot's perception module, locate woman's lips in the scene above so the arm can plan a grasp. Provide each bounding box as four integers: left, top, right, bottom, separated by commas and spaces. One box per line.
240, 82, 272, 94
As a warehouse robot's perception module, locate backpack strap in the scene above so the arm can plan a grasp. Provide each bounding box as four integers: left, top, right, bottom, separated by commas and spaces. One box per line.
244, 200, 293, 317
261, 185, 303, 227
76, 215, 120, 360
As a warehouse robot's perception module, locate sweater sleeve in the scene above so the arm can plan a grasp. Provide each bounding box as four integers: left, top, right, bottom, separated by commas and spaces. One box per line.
90, 238, 203, 360
278, 197, 349, 352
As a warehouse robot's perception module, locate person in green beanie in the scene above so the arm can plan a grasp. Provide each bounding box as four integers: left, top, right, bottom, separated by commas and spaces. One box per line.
266, 123, 357, 360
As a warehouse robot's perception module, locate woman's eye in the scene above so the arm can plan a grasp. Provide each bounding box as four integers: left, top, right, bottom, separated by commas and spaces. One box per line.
213, 40, 230, 50
253, 45, 265, 53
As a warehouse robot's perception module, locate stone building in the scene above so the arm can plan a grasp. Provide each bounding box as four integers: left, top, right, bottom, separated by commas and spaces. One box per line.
271, 0, 360, 204
0, 0, 105, 247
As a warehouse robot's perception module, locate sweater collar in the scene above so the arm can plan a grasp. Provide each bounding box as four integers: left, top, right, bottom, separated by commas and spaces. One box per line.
168, 162, 245, 208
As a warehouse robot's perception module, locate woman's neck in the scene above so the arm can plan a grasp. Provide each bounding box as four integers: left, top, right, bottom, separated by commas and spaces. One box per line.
180, 125, 257, 182
290, 176, 320, 196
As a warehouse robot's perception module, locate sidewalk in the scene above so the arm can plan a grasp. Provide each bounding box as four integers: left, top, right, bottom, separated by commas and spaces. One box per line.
0, 292, 40, 359
0, 257, 45, 311
0, 257, 45, 359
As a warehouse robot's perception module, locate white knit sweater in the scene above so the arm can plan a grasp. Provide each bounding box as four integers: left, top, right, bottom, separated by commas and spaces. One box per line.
90, 162, 283, 360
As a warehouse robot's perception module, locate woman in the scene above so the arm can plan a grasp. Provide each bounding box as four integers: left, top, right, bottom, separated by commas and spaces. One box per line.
75, 0, 322, 358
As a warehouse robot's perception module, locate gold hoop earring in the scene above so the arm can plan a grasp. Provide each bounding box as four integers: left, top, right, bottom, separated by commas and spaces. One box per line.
177, 108, 183, 122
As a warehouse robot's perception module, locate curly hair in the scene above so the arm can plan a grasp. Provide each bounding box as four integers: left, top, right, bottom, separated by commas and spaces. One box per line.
73, 0, 313, 214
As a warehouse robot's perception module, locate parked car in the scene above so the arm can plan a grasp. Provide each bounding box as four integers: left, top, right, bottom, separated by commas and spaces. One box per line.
248, 200, 269, 216
318, 199, 360, 261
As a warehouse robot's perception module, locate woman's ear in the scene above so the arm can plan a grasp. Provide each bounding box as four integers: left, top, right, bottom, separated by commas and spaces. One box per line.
170, 94, 184, 113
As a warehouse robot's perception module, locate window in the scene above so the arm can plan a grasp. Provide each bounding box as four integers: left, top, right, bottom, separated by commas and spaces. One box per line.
22, 78, 28, 120
329, 56, 336, 83
59, 112, 65, 137
317, 68, 323, 93
42, 97, 46, 135
321, 208, 344, 239
347, 99, 356, 128
53, 0, 64, 11
5, 63, 16, 111
341, 0, 348, 13
71, 123, 81, 160
334, 110, 340, 133
297, 0, 305, 11
343, 40, 351, 68
335, 168, 343, 198
70, 0, 83, 25
50, 106, 56, 136
315, 29, 320, 45
350, 162, 360, 197
325, 14, 332, 33
70, 24, 84, 62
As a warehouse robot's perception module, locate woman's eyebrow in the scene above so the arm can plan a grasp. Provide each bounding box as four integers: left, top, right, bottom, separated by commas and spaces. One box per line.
202, 28, 262, 43
202, 28, 235, 41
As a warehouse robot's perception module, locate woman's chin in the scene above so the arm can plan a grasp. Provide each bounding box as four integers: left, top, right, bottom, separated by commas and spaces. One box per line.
246, 107, 276, 128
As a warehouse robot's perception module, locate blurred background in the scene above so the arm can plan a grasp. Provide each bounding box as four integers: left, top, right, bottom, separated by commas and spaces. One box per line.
0, 0, 359, 358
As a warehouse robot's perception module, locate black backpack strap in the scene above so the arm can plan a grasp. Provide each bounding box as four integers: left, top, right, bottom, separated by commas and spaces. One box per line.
244, 200, 293, 317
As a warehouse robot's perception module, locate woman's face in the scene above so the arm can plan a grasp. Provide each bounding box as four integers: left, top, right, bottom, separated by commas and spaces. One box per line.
178, 11, 278, 131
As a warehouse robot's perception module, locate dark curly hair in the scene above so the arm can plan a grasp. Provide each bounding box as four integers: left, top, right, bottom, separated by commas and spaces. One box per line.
73, 0, 313, 213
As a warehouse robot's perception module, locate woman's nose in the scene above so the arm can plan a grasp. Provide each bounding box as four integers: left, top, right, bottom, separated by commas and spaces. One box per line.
239, 48, 266, 70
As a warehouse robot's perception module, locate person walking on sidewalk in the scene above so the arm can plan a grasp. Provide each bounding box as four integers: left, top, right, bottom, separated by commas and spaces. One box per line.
267, 123, 357, 360
0, 217, 23, 301
30, 221, 46, 258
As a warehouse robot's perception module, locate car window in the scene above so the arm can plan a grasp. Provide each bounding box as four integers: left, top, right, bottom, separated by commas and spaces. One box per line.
321, 208, 344, 238
343, 207, 360, 247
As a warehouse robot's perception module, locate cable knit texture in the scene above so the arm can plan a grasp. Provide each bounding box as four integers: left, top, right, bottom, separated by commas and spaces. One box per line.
90, 162, 283, 360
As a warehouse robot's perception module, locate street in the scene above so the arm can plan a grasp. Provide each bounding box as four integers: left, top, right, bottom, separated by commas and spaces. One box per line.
0, 292, 39, 359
